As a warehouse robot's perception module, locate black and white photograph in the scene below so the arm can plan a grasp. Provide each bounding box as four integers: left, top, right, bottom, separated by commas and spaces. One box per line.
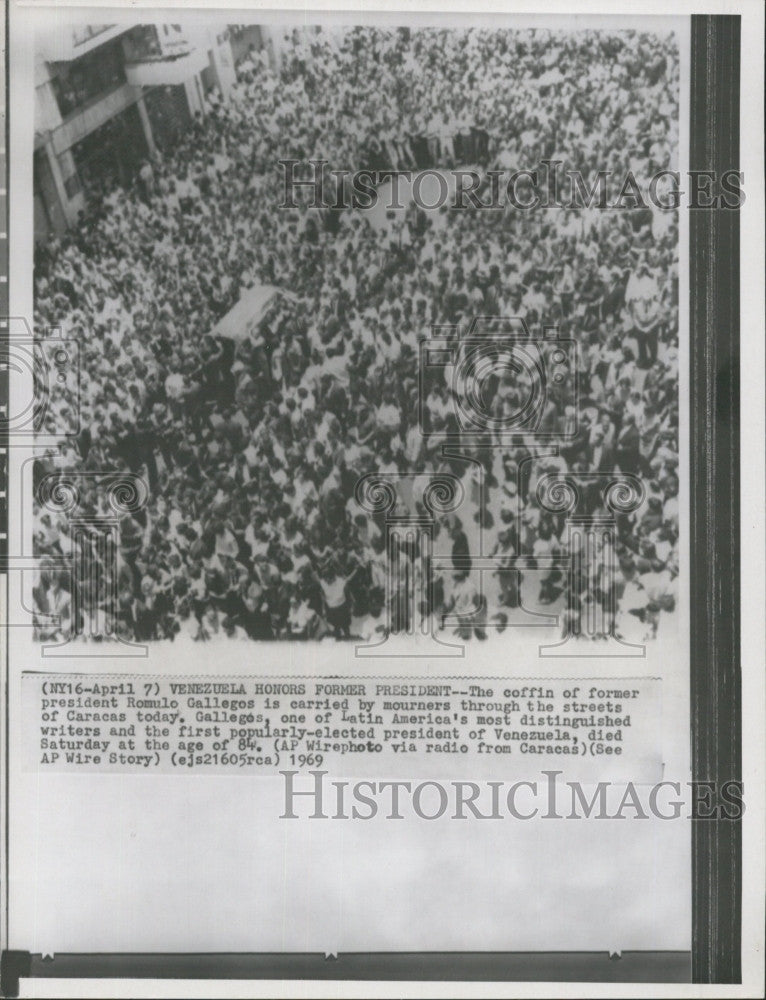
29, 20, 683, 653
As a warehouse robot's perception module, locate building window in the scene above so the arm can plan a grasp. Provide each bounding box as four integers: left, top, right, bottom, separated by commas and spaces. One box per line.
50, 39, 127, 118
63, 173, 82, 199
70, 103, 148, 192
71, 25, 115, 48
122, 23, 189, 63
122, 25, 163, 63
144, 85, 191, 152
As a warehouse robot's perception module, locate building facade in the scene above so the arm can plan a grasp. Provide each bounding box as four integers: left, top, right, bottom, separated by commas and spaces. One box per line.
34, 22, 268, 239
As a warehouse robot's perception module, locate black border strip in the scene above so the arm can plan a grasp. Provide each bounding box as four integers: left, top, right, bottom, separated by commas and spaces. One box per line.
689, 12, 742, 987
0, 11, 743, 997
0, 951, 691, 996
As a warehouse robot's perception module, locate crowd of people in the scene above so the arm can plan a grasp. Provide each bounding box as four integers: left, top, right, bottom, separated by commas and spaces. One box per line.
33, 25, 680, 645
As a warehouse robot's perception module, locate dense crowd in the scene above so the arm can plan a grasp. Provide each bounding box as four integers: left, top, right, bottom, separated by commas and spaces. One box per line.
33, 26, 680, 645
